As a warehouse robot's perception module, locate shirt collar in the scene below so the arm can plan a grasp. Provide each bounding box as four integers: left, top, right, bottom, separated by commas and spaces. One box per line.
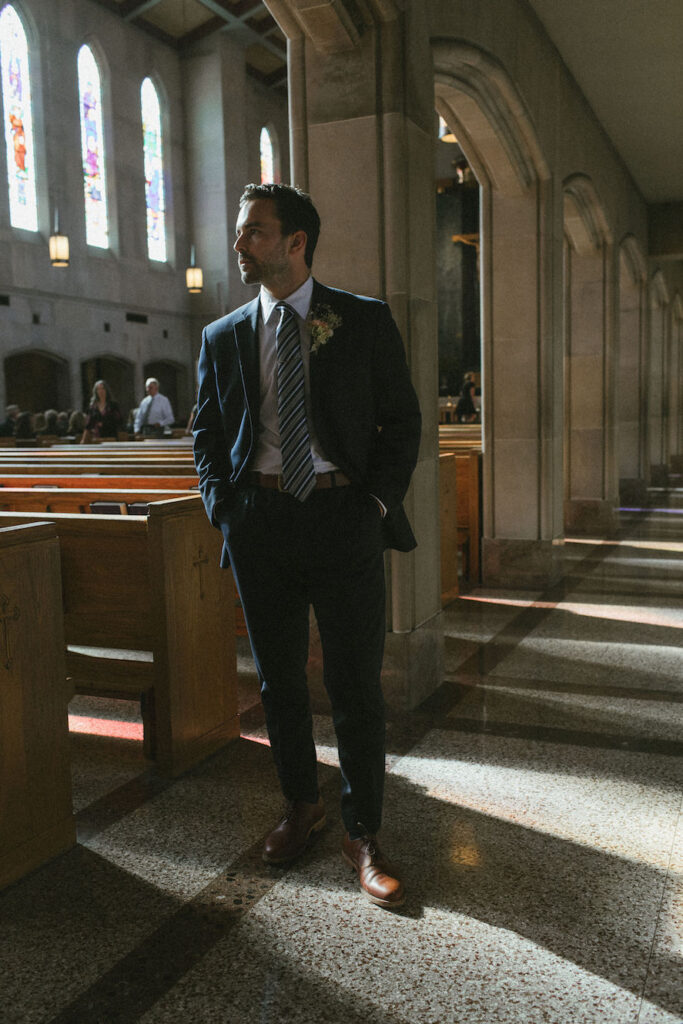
260, 275, 314, 325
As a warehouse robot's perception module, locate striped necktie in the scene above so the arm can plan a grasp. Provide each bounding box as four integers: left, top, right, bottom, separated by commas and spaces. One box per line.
275, 302, 316, 501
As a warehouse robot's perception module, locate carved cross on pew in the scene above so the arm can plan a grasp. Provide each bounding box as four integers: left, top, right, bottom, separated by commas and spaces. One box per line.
192, 547, 209, 599
0, 593, 20, 670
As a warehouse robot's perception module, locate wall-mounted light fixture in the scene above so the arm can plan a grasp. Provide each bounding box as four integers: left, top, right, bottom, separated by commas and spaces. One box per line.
49, 208, 70, 267
185, 244, 203, 293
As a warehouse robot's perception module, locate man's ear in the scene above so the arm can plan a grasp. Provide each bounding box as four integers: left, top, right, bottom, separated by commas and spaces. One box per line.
289, 230, 307, 257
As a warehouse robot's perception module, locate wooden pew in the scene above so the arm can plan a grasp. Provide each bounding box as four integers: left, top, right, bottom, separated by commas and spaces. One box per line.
438, 453, 460, 604
0, 474, 197, 490
0, 497, 239, 776
454, 450, 482, 582
0, 462, 197, 476
0, 522, 76, 889
437, 448, 482, 590
0, 487, 189, 514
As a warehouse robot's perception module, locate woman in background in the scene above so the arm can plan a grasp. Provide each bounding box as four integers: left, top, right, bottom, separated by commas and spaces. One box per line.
81, 379, 122, 443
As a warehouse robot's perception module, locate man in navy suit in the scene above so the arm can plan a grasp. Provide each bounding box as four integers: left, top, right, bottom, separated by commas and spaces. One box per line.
193, 183, 421, 908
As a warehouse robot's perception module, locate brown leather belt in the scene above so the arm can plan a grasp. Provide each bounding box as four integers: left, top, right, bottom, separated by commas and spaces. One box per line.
248, 470, 351, 491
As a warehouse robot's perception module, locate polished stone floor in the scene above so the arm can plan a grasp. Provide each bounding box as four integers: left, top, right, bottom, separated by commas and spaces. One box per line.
1, 497, 682, 1024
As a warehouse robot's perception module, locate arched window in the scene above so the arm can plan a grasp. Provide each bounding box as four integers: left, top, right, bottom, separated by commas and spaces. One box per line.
0, 4, 37, 231
260, 126, 275, 184
78, 44, 108, 248
141, 77, 166, 262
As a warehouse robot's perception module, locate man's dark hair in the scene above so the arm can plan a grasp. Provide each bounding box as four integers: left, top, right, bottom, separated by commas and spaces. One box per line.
239, 183, 321, 268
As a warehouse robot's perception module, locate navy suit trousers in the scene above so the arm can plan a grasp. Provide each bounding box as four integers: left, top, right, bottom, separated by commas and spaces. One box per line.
220, 484, 387, 835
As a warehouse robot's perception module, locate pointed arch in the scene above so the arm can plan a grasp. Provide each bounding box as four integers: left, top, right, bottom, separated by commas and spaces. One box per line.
0, 2, 37, 230
433, 39, 550, 196
650, 269, 669, 307
141, 75, 166, 262
260, 125, 277, 184
78, 42, 108, 248
619, 234, 647, 286
563, 174, 612, 254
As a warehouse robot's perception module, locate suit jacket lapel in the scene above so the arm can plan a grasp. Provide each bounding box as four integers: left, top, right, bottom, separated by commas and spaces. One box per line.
233, 296, 261, 440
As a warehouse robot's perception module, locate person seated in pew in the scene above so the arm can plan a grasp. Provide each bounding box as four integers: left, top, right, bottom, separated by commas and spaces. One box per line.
134, 378, 175, 436
81, 380, 123, 444
0, 404, 19, 436
67, 410, 85, 440
14, 411, 34, 439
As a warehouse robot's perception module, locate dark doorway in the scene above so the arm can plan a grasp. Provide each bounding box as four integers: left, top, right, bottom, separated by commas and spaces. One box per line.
4, 350, 70, 412
81, 356, 135, 424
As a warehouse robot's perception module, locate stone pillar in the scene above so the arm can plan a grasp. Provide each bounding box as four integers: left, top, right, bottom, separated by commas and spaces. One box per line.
564, 241, 618, 535
648, 282, 668, 485
265, 0, 443, 708
669, 307, 683, 470
617, 247, 647, 505
182, 34, 255, 356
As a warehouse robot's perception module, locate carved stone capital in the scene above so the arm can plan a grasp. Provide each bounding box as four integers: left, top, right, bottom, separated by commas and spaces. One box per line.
264, 0, 401, 54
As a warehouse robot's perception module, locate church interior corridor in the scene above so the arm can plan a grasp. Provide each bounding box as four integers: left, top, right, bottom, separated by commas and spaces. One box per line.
2, 490, 681, 1024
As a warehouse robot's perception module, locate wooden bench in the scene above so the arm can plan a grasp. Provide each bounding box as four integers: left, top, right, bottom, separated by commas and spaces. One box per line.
0, 522, 76, 889
438, 453, 460, 604
0, 474, 197, 490
0, 462, 197, 476
454, 450, 482, 582
0, 496, 239, 776
438, 448, 482, 592
0, 487, 190, 515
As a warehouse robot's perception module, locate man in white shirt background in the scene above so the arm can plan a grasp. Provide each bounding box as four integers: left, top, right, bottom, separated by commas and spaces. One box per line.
134, 377, 175, 434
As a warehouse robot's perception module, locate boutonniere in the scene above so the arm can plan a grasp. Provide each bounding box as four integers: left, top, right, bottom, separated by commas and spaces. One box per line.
307, 304, 342, 354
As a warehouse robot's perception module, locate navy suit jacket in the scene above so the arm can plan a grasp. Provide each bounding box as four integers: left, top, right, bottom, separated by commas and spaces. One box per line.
193, 280, 421, 560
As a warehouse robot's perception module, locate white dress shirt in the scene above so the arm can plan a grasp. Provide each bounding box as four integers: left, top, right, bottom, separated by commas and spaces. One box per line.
252, 276, 338, 476
134, 392, 175, 432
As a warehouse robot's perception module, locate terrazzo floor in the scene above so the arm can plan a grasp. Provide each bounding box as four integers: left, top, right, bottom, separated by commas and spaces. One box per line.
1, 496, 681, 1024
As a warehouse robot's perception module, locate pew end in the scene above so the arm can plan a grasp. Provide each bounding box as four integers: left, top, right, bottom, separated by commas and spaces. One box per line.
0, 522, 76, 889
0, 498, 240, 777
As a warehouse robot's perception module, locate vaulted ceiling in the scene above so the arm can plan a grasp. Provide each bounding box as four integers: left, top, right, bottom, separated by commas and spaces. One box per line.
88, 0, 287, 90
89, 0, 683, 205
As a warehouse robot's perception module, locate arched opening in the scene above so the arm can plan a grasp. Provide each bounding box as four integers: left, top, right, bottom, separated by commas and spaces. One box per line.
433, 41, 558, 588
142, 359, 187, 426
435, 114, 481, 422
4, 349, 70, 411
617, 237, 647, 505
80, 355, 135, 424
562, 175, 615, 534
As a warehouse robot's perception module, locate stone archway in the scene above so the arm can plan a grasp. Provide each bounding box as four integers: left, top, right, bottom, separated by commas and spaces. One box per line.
562, 173, 616, 534
433, 41, 561, 587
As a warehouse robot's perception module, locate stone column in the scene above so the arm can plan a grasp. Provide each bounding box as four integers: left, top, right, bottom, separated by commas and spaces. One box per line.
648, 282, 668, 485
617, 248, 647, 505
182, 34, 255, 356
266, 0, 443, 708
564, 240, 618, 535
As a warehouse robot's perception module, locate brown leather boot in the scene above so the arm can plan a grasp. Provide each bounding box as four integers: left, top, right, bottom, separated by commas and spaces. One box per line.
262, 798, 326, 864
342, 833, 405, 908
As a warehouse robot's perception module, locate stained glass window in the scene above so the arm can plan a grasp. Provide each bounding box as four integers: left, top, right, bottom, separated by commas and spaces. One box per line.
0, 4, 37, 231
260, 126, 274, 184
78, 45, 108, 248
141, 77, 166, 262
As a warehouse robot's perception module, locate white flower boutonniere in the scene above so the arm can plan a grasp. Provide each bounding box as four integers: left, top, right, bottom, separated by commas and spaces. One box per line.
307, 304, 342, 354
